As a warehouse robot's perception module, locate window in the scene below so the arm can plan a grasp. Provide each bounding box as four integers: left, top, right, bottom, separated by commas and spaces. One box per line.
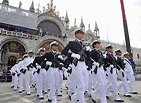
137, 54, 140, 59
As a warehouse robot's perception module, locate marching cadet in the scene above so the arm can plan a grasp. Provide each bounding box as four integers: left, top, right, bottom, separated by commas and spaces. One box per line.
18, 54, 28, 93
123, 52, 138, 94
115, 49, 131, 97
62, 29, 90, 103
32, 48, 46, 99
104, 44, 124, 102
22, 50, 34, 95
90, 40, 107, 103
10, 59, 22, 91
42, 41, 64, 103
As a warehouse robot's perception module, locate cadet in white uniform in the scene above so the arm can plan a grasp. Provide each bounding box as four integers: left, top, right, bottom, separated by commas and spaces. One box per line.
104, 44, 124, 102
22, 50, 34, 95
32, 48, 47, 99
42, 41, 64, 103
115, 49, 131, 97
10, 59, 21, 91
90, 40, 107, 103
123, 52, 138, 94
62, 30, 90, 103
18, 54, 28, 93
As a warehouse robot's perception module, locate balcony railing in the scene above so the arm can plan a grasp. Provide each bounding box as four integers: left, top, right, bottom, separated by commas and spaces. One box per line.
0, 28, 37, 39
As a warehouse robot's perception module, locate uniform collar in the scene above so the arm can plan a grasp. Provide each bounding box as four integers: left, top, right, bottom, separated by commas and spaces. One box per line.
75, 39, 82, 42
51, 50, 57, 53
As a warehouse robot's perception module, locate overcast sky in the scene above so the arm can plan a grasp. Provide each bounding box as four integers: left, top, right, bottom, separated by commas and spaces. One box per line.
0, 0, 141, 48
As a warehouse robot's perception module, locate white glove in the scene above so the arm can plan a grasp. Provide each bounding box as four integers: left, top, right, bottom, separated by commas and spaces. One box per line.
110, 65, 114, 68
46, 61, 52, 66
103, 54, 107, 58
85, 46, 91, 52
58, 55, 63, 60
93, 62, 99, 66
71, 53, 80, 59
92, 65, 96, 71
36, 65, 41, 69
120, 69, 124, 73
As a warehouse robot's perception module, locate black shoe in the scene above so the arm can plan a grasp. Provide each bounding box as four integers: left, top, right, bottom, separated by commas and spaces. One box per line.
130, 92, 138, 94
14, 89, 17, 91
69, 95, 71, 100
37, 95, 39, 97
27, 93, 31, 95
106, 96, 109, 99
48, 99, 52, 102
44, 91, 47, 94
58, 94, 62, 97
92, 98, 96, 103
48, 89, 50, 92
88, 94, 91, 97
66, 86, 68, 89
11, 86, 14, 88
114, 99, 124, 102
39, 97, 44, 99
124, 95, 132, 97
19, 91, 22, 93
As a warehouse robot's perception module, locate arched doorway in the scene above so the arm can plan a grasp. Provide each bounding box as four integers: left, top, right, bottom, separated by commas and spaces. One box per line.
1, 41, 26, 68
7, 56, 17, 67
39, 39, 64, 52
37, 20, 61, 36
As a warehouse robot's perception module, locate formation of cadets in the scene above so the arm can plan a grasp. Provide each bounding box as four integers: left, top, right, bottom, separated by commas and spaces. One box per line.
10, 30, 138, 103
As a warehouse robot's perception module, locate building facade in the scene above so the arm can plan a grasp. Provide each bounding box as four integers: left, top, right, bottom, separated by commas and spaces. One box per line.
0, 0, 141, 71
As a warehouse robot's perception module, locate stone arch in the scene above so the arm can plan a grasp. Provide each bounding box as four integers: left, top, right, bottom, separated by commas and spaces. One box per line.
0, 37, 27, 52
37, 35, 65, 53
0, 37, 27, 66
37, 16, 66, 37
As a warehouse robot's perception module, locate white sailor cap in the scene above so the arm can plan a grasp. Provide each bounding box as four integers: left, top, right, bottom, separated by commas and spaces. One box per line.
91, 40, 101, 47
49, 41, 58, 47
38, 48, 46, 52
74, 27, 81, 32
17, 58, 22, 62
115, 48, 122, 53
105, 44, 113, 49
23, 54, 28, 58
73, 27, 85, 35
28, 50, 34, 54
123, 52, 129, 56
16, 58, 22, 63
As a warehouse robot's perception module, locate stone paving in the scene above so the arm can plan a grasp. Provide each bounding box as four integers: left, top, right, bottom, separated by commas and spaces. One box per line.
0, 80, 141, 103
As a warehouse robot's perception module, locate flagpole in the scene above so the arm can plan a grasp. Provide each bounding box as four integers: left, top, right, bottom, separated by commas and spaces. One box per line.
120, 0, 133, 60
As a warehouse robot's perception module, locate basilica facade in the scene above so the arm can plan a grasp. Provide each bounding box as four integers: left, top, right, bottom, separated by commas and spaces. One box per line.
0, 0, 141, 71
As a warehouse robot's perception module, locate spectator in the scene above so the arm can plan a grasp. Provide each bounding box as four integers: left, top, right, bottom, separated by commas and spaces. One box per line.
1, 69, 7, 82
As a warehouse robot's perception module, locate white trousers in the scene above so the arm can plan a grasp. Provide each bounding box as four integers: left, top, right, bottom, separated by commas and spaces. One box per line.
37, 69, 47, 97
71, 61, 86, 103
47, 67, 59, 102
19, 73, 25, 91
117, 70, 129, 95
106, 66, 121, 100
57, 70, 63, 94
25, 70, 33, 93
67, 73, 77, 96
126, 73, 136, 92
87, 70, 93, 95
91, 66, 107, 103
11, 76, 14, 86
13, 75, 19, 90
82, 68, 89, 92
